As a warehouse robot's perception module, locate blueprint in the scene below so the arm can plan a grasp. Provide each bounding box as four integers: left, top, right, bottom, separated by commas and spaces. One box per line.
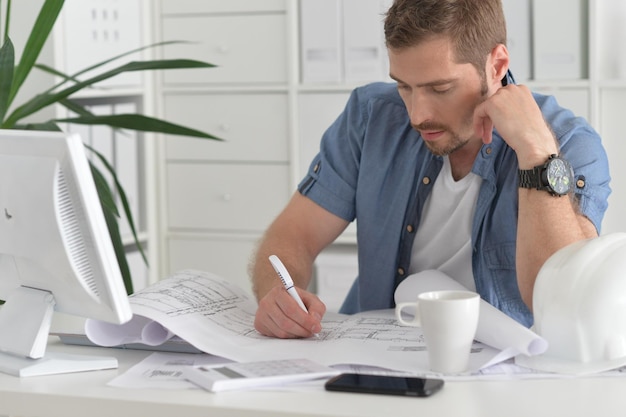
86, 269, 542, 375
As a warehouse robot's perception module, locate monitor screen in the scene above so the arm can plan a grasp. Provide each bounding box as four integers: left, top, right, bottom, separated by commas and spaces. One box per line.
0, 130, 133, 376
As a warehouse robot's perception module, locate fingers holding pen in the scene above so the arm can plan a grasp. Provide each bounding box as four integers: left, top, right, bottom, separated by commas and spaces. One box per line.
254, 285, 324, 339
255, 286, 300, 338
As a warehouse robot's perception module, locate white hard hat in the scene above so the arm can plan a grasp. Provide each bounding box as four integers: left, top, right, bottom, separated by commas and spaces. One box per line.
516, 232, 626, 374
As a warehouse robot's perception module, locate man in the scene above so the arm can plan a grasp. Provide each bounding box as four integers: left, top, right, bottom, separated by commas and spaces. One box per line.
250, 0, 611, 338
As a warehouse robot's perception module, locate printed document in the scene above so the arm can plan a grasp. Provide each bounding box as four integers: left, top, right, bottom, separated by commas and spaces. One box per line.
86, 270, 545, 375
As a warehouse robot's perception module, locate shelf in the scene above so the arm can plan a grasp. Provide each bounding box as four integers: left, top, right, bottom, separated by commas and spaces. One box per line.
297, 83, 385, 93
160, 84, 290, 94
166, 230, 264, 240
68, 87, 145, 100
122, 232, 149, 248
598, 79, 626, 88
525, 79, 591, 89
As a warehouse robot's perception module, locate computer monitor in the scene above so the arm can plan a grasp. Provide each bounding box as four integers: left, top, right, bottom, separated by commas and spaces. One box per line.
0, 129, 133, 377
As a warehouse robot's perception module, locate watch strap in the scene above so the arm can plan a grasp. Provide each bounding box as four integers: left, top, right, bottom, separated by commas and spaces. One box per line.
518, 166, 542, 190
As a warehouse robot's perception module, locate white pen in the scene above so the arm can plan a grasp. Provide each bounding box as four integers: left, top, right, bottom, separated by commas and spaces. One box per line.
269, 254, 308, 313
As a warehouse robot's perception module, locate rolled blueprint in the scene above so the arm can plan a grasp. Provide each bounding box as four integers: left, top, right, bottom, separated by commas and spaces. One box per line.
394, 270, 548, 366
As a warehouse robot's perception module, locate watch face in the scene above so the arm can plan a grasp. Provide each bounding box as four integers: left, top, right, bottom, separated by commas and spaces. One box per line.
546, 158, 574, 195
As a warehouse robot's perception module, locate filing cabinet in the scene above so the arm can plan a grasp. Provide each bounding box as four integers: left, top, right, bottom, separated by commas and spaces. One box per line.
155, 0, 290, 293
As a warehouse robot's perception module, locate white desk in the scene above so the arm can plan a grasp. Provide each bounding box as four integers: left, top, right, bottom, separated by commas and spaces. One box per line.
1, 337, 626, 417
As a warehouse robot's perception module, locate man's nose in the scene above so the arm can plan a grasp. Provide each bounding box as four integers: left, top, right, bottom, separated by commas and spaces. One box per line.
407, 93, 434, 126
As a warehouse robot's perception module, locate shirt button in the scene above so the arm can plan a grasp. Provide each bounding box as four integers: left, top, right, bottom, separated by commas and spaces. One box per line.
406, 225, 414, 233
576, 178, 585, 188
313, 163, 320, 173
485, 147, 492, 155
422, 176, 431, 185
397, 267, 405, 276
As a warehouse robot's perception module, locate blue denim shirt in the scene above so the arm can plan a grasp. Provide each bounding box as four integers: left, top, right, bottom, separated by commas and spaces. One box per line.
298, 82, 611, 327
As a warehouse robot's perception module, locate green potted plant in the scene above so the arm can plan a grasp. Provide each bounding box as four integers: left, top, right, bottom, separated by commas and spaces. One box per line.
0, 0, 220, 295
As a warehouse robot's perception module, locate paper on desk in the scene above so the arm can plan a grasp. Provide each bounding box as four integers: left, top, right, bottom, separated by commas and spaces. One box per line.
86, 314, 175, 346
394, 270, 548, 367
107, 352, 233, 390
85, 270, 259, 348
85, 270, 520, 375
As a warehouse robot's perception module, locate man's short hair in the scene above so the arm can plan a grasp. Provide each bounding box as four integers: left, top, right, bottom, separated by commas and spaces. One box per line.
384, 0, 507, 75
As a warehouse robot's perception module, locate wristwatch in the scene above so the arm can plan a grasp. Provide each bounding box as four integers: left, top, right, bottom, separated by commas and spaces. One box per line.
518, 154, 575, 196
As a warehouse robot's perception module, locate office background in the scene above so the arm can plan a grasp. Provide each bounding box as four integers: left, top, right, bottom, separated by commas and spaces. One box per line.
8, 0, 626, 311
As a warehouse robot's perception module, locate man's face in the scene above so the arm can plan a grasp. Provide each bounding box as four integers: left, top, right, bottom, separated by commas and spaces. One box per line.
389, 37, 489, 156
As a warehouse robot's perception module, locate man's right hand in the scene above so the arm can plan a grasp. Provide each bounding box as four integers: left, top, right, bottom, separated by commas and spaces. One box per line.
254, 285, 326, 338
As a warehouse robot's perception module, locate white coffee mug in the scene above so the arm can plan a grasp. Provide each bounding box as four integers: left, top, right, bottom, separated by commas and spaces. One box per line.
395, 290, 480, 374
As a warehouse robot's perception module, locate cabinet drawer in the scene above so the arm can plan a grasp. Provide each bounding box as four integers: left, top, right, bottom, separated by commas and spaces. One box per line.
164, 93, 289, 162
167, 163, 290, 232
167, 236, 258, 296
161, 0, 286, 15
161, 14, 287, 85
298, 92, 350, 178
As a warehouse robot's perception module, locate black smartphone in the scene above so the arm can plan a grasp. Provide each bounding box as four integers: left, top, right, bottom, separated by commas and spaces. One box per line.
324, 373, 444, 397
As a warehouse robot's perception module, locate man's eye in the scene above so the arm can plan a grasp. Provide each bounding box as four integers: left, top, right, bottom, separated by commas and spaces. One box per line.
432, 87, 451, 94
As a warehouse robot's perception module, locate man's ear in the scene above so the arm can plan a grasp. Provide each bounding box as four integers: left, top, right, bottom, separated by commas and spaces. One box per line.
488, 44, 510, 84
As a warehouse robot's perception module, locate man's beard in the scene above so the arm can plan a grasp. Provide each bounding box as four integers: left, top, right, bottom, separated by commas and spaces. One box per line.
414, 121, 472, 156
422, 126, 471, 156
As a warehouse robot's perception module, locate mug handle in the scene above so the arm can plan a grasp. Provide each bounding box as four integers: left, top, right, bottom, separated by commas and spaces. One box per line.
395, 302, 421, 327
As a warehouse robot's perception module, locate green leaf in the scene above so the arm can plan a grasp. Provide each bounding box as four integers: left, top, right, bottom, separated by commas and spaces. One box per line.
34, 40, 194, 93
15, 121, 61, 131
56, 113, 223, 140
58, 98, 91, 117
90, 162, 133, 295
103, 205, 134, 296
89, 159, 119, 217
56, 40, 194, 80
8, 0, 64, 107
2, 0, 11, 44
86, 144, 148, 266
0, 37, 14, 122
4, 59, 216, 126
34, 62, 83, 84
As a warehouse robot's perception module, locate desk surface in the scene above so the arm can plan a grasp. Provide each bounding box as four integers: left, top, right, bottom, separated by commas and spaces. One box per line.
1, 338, 625, 417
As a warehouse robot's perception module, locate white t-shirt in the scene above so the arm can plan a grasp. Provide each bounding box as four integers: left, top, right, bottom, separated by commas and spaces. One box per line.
408, 156, 482, 290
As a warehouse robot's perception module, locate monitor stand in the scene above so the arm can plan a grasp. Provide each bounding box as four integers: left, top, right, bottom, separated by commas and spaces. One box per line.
0, 287, 118, 377
0, 351, 118, 377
